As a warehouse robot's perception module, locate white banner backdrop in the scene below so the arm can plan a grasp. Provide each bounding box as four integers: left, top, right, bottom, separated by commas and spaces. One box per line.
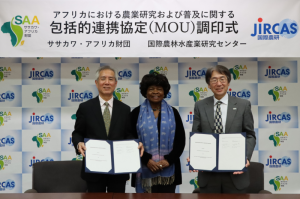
0, 0, 300, 57
0, 57, 300, 194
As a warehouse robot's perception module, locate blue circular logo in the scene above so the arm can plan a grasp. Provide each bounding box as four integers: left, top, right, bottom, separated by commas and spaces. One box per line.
281, 112, 291, 123
43, 68, 54, 79
279, 19, 298, 39
4, 135, 15, 146
280, 66, 290, 77
281, 156, 292, 167
44, 113, 54, 124
5, 179, 15, 190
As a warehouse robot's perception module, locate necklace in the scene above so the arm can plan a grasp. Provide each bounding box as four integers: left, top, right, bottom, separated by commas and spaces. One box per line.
152, 108, 161, 111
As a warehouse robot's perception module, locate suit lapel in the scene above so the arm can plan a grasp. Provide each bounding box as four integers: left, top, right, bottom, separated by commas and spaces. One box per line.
108, 98, 121, 138
91, 97, 108, 139
204, 97, 215, 131
225, 96, 238, 133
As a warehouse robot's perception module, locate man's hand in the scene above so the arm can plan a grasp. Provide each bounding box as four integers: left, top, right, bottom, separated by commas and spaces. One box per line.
187, 157, 199, 173
233, 159, 250, 175
78, 142, 86, 157
157, 160, 169, 169
147, 159, 162, 173
138, 142, 144, 157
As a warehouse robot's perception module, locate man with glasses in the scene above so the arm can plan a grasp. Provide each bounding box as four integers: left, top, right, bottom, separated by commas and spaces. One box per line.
191, 65, 256, 193
72, 66, 143, 193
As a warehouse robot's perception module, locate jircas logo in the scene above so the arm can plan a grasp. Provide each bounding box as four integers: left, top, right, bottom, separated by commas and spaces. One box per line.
32, 133, 51, 148
71, 67, 90, 81
184, 67, 206, 80
118, 69, 132, 80
266, 155, 291, 168
251, 18, 298, 40
0, 111, 12, 127
227, 88, 251, 99
265, 111, 291, 124
149, 66, 168, 75
0, 155, 12, 171
1, 15, 40, 47
68, 137, 73, 146
186, 111, 194, 124
229, 65, 248, 80
68, 90, 93, 102
29, 156, 53, 167
28, 112, 54, 125
113, 88, 129, 101
269, 176, 289, 191
72, 155, 83, 161
189, 87, 208, 102
0, 91, 15, 103
0, 179, 15, 191
269, 132, 288, 147
32, 88, 51, 103
0, 67, 12, 82
28, 68, 54, 80
189, 176, 199, 189
268, 86, 287, 101
264, 66, 290, 79
0, 136, 15, 147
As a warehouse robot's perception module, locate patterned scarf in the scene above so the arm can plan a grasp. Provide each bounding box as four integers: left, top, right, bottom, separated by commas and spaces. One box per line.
136, 99, 176, 193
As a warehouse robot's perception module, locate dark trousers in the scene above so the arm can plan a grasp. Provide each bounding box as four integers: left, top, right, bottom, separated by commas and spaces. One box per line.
200, 172, 247, 193
151, 184, 176, 193
87, 179, 126, 193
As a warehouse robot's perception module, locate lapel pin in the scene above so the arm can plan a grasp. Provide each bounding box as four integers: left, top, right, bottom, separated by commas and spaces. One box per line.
233, 108, 237, 110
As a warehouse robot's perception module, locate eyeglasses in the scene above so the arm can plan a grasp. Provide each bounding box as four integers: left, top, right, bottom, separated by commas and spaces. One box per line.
99, 76, 115, 82
210, 77, 227, 84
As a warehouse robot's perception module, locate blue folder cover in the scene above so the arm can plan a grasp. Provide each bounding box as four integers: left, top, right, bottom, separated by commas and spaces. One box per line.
84, 138, 142, 174
189, 132, 247, 172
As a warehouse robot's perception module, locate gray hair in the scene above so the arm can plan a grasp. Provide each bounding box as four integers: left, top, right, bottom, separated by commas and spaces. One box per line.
95, 66, 117, 81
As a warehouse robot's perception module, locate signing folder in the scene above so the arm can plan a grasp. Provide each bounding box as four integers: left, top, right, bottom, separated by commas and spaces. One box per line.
84, 138, 142, 174
189, 132, 247, 172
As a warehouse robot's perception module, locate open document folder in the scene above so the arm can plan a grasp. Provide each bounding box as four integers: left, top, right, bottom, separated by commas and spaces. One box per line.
84, 138, 142, 174
189, 132, 247, 172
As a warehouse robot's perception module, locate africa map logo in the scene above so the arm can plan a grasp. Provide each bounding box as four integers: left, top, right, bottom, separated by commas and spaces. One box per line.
268, 86, 287, 101
229, 65, 247, 80
269, 132, 288, 147
0, 111, 12, 127
189, 87, 208, 102
189, 176, 199, 189
71, 67, 90, 81
0, 155, 12, 171
71, 114, 76, 120
113, 88, 129, 101
32, 133, 51, 148
0, 67, 12, 82
149, 66, 168, 75
1, 15, 40, 47
32, 88, 51, 103
269, 176, 288, 191
72, 155, 83, 161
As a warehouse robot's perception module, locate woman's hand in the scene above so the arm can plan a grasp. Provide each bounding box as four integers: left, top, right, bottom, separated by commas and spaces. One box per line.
147, 159, 162, 173
157, 160, 169, 169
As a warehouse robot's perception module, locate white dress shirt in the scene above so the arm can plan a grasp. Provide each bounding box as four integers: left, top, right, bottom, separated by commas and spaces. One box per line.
99, 95, 113, 118
213, 93, 228, 133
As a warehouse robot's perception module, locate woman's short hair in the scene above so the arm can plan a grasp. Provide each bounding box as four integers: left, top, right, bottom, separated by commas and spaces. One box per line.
205, 65, 231, 84
140, 73, 171, 98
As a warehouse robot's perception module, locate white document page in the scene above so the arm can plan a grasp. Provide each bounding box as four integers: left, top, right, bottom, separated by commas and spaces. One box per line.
218, 134, 246, 170
113, 140, 141, 173
85, 140, 112, 172
190, 134, 216, 170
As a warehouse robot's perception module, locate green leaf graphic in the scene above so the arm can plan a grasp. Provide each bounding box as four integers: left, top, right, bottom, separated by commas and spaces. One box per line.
0, 160, 4, 170
75, 71, 82, 81
0, 72, 3, 81
194, 90, 200, 101
113, 91, 121, 100
0, 116, 4, 126
273, 91, 279, 101
10, 18, 23, 47
274, 180, 281, 191
229, 68, 237, 80
32, 136, 43, 148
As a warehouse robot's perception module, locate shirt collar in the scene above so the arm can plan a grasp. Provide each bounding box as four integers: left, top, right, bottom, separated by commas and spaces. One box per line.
99, 95, 114, 107
213, 93, 228, 105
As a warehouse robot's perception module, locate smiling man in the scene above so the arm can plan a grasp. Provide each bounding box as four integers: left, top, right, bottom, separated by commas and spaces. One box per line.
191, 65, 256, 193
72, 66, 143, 193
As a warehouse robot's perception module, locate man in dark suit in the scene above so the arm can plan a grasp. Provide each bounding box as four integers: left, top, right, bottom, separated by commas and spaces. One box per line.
191, 65, 256, 193
72, 66, 143, 193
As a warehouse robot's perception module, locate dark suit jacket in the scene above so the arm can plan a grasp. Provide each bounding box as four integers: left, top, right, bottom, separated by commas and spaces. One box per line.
192, 95, 256, 190
72, 96, 135, 182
